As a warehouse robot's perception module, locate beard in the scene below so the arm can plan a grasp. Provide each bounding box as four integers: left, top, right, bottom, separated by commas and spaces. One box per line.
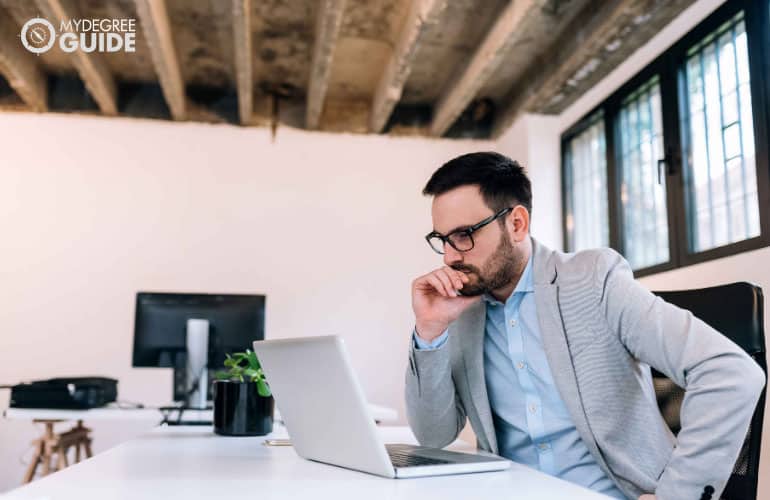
450, 232, 524, 297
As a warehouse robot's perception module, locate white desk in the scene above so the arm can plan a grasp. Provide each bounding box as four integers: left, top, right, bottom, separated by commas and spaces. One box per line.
3, 403, 398, 424
3, 425, 608, 499
3, 404, 398, 484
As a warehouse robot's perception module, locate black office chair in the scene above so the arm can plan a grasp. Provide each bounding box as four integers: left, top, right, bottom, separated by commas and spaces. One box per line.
652, 282, 766, 500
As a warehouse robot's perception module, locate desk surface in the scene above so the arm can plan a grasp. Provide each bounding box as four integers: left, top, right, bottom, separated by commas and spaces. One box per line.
3, 405, 207, 422
3, 425, 608, 499
3, 403, 398, 424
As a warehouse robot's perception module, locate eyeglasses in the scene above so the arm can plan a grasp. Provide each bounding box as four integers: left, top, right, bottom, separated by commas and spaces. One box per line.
425, 207, 513, 255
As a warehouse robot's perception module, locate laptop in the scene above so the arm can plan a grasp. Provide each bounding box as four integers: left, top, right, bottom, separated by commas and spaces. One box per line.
252, 335, 511, 478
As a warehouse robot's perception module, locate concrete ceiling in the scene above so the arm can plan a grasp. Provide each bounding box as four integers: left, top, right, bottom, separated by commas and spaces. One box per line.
0, 0, 696, 138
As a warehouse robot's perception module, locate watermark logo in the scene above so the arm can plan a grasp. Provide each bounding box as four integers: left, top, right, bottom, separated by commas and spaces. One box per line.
20, 17, 136, 54
20, 18, 56, 54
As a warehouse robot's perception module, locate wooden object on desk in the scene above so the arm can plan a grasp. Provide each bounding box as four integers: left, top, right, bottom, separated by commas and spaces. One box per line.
23, 420, 92, 484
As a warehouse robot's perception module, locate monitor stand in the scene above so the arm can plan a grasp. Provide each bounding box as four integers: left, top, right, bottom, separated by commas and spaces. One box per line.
173, 366, 215, 406
183, 318, 209, 409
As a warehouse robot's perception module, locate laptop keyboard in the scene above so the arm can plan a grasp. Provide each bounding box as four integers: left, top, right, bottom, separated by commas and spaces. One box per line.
386, 444, 451, 468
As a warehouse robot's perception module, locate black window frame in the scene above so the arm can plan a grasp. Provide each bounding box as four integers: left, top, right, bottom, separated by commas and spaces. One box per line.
561, 0, 770, 277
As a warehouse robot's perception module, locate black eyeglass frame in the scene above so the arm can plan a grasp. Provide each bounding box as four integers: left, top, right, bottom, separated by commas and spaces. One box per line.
425, 206, 514, 254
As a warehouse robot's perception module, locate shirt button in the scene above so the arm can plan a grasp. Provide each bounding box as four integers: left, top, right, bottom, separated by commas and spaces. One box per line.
538, 443, 550, 451
509, 319, 517, 327
517, 361, 526, 370
529, 404, 537, 414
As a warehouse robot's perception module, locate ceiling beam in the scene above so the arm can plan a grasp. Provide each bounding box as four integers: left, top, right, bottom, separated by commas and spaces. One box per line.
0, 13, 47, 111
232, 0, 252, 125
305, 0, 347, 130
429, 0, 538, 137
135, 0, 186, 121
36, 0, 117, 115
491, 0, 693, 137
369, 0, 447, 133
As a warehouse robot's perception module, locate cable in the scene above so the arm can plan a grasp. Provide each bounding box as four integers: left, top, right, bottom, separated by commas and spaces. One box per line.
158, 407, 174, 426
184, 365, 209, 399
157, 404, 186, 426
113, 400, 145, 409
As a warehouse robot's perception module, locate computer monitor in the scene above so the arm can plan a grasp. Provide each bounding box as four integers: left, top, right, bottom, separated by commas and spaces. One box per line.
132, 292, 266, 404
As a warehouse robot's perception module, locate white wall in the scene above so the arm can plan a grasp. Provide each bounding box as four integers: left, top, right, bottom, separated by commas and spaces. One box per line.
497, 114, 563, 250
0, 111, 562, 492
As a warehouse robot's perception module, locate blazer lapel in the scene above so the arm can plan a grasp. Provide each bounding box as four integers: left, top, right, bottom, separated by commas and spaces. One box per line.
531, 239, 609, 472
457, 300, 499, 454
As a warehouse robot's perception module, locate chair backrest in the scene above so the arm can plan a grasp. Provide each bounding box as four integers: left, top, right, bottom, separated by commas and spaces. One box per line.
653, 282, 766, 500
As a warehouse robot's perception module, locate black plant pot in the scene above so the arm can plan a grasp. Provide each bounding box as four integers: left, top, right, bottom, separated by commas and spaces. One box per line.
213, 380, 274, 436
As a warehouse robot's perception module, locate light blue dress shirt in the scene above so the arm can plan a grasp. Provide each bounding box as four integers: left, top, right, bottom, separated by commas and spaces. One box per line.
414, 257, 625, 498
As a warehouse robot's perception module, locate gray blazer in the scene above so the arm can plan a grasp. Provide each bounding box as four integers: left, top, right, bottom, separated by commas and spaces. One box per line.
405, 238, 765, 500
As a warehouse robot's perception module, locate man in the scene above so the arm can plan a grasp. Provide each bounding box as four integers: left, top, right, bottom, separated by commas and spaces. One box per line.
405, 152, 765, 500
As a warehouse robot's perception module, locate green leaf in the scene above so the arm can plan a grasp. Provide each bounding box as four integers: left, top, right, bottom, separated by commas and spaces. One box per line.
256, 379, 271, 397
246, 350, 261, 371
217, 351, 267, 382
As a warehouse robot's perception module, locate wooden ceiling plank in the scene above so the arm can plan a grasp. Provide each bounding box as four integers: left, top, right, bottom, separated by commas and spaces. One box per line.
36, 0, 117, 115
369, 0, 447, 133
135, 0, 186, 121
0, 13, 47, 111
305, 0, 347, 130
492, 2, 630, 137
429, 0, 538, 137
490, 0, 678, 137
232, 0, 252, 126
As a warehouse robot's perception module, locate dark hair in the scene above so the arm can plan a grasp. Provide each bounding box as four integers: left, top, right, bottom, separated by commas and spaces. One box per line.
423, 152, 532, 215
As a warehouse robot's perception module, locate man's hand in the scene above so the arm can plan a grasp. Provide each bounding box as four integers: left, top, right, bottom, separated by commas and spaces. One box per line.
638, 495, 656, 499
412, 266, 481, 342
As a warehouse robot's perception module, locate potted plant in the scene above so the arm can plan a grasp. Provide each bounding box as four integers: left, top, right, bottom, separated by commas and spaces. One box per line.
212, 350, 274, 436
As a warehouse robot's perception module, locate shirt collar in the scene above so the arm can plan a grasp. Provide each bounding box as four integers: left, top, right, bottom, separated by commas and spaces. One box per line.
482, 254, 534, 306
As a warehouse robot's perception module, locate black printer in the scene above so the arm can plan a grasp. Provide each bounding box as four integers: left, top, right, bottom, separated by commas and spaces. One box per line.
10, 377, 118, 409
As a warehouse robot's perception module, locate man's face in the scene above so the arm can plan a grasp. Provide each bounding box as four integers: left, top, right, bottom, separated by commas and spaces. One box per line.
430, 185, 525, 296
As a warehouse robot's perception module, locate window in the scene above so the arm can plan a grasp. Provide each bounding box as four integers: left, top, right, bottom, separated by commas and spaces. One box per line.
680, 11, 760, 253
561, 0, 770, 276
616, 76, 669, 270
563, 113, 609, 251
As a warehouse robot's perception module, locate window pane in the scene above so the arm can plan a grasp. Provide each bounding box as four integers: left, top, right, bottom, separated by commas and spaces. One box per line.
680, 10, 760, 252
564, 114, 609, 252
616, 76, 670, 270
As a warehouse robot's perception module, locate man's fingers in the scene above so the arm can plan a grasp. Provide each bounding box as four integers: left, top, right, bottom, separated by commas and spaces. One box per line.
435, 269, 460, 296
425, 274, 452, 297
414, 267, 471, 299
444, 266, 469, 285
443, 267, 468, 290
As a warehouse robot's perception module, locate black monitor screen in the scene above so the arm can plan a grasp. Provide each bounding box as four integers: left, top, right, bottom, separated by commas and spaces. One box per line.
132, 292, 265, 370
